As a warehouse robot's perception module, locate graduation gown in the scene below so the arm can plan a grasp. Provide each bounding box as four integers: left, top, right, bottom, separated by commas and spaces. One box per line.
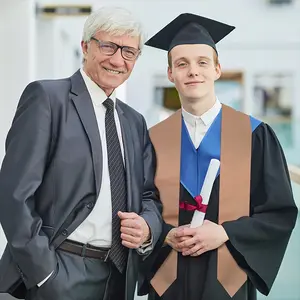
139, 111, 298, 300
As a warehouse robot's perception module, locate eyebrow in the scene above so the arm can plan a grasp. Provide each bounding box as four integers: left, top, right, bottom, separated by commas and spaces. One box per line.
101, 39, 139, 50
174, 57, 188, 64
197, 56, 212, 61
174, 56, 212, 64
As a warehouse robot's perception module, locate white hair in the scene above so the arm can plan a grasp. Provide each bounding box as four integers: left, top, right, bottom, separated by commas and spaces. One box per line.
82, 6, 146, 50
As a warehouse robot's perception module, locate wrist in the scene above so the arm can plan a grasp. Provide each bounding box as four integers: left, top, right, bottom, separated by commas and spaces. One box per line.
220, 225, 229, 242
142, 224, 151, 243
164, 230, 172, 246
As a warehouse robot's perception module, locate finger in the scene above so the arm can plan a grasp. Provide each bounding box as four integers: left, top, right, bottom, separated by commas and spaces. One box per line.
121, 219, 141, 229
121, 233, 140, 245
191, 247, 207, 257
122, 240, 139, 249
178, 224, 191, 229
118, 211, 139, 219
178, 236, 197, 248
120, 226, 143, 238
178, 236, 193, 243
182, 244, 202, 256
175, 227, 196, 238
203, 220, 212, 225
181, 247, 192, 253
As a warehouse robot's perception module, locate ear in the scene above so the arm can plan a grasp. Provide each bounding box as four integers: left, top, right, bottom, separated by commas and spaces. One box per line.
168, 66, 174, 83
215, 63, 222, 81
81, 40, 88, 58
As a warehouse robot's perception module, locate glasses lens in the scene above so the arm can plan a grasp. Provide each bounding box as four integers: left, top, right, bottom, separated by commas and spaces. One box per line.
122, 47, 139, 60
99, 42, 117, 55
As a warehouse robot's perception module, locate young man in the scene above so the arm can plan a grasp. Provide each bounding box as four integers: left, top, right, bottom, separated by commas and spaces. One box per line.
138, 13, 298, 300
0, 7, 162, 300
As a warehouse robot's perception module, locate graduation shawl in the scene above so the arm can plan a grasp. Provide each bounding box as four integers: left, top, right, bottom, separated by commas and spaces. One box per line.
149, 105, 258, 297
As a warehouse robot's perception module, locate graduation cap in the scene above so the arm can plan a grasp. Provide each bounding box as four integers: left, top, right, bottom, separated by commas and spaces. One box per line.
145, 13, 235, 55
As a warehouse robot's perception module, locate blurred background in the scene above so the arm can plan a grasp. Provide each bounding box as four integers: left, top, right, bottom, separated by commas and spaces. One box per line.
0, 0, 299, 299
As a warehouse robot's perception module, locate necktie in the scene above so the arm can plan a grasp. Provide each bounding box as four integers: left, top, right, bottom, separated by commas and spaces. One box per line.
103, 98, 127, 273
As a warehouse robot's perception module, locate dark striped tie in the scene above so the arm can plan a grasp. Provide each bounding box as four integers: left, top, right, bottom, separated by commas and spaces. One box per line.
103, 98, 127, 273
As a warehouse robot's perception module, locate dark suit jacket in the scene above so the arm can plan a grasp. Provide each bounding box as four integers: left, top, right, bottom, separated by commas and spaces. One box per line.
0, 70, 162, 300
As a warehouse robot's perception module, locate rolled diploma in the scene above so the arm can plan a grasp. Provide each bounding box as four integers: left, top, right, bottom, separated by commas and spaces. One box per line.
190, 159, 220, 228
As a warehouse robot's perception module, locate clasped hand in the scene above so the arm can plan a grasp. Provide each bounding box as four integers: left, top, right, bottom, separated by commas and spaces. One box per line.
166, 220, 229, 257
118, 211, 150, 249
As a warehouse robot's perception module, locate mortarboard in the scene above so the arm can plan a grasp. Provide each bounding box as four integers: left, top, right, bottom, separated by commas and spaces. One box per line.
145, 13, 235, 55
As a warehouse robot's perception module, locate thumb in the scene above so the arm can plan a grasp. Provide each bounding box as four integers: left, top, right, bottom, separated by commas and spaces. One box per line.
118, 211, 138, 219
181, 224, 191, 228
203, 220, 211, 225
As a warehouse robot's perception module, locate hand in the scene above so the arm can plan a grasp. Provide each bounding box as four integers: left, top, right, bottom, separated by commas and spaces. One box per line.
165, 225, 193, 252
176, 220, 229, 256
118, 211, 150, 249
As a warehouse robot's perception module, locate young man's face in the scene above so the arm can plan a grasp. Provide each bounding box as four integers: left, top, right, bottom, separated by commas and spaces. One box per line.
168, 44, 221, 102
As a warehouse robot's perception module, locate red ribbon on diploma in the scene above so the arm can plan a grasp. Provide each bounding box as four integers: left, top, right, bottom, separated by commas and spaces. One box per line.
179, 195, 208, 213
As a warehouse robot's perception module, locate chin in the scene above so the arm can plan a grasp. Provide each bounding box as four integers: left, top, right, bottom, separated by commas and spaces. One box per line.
185, 92, 208, 100
105, 74, 128, 85
182, 86, 206, 98
102, 78, 123, 89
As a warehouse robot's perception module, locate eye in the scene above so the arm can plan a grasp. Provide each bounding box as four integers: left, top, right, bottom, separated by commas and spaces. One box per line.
177, 62, 187, 67
123, 48, 136, 58
199, 61, 208, 65
100, 43, 116, 53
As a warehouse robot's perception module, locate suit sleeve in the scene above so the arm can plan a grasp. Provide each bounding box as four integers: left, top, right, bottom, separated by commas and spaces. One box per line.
137, 220, 174, 295
0, 82, 57, 289
139, 116, 163, 252
222, 123, 298, 295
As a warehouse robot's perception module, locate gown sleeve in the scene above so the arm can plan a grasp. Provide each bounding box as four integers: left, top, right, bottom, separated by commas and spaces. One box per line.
138, 220, 174, 295
222, 123, 298, 295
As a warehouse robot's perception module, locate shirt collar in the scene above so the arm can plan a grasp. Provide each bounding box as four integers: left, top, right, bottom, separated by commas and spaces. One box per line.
182, 98, 222, 127
80, 68, 116, 107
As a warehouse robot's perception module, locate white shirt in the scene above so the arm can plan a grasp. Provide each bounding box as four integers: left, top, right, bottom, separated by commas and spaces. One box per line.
67, 69, 124, 247
182, 100, 222, 148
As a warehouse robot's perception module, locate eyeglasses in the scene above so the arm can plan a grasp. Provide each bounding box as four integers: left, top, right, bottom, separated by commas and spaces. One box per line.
90, 37, 141, 61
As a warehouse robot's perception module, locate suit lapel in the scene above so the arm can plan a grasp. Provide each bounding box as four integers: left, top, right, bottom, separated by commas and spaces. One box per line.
116, 100, 134, 211
70, 70, 103, 197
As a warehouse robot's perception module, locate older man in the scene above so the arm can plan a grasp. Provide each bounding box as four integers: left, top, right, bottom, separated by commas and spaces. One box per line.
0, 6, 162, 300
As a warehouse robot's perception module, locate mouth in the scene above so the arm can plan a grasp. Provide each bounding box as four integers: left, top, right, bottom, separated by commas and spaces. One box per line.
103, 67, 125, 75
185, 81, 204, 86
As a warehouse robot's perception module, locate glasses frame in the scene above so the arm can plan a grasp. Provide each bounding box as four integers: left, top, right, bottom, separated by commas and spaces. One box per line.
90, 37, 141, 61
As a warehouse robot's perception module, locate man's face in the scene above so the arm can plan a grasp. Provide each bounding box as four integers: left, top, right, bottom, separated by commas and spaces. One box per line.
168, 44, 221, 102
82, 31, 140, 94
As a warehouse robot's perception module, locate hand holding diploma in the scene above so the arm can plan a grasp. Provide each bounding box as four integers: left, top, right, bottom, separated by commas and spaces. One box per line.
176, 159, 229, 256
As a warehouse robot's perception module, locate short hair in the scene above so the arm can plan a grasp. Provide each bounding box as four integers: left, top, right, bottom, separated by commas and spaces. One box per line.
168, 49, 220, 68
82, 6, 146, 50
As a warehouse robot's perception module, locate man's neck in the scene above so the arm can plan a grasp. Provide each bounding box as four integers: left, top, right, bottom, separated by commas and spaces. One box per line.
181, 94, 216, 117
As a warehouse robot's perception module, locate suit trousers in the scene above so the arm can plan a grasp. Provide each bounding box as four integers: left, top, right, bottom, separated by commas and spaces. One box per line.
25, 248, 126, 300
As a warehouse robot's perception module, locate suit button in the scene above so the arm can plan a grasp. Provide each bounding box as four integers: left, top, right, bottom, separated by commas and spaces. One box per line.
61, 229, 68, 236
86, 202, 94, 209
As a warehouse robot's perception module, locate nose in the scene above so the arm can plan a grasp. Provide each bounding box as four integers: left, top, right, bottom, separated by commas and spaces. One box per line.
187, 63, 199, 77
109, 48, 125, 68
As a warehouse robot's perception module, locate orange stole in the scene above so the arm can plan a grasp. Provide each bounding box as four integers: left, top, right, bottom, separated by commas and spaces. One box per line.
149, 105, 251, 297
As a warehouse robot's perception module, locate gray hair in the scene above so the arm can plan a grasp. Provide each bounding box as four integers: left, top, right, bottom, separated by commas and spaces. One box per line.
82, 6, 146, 50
